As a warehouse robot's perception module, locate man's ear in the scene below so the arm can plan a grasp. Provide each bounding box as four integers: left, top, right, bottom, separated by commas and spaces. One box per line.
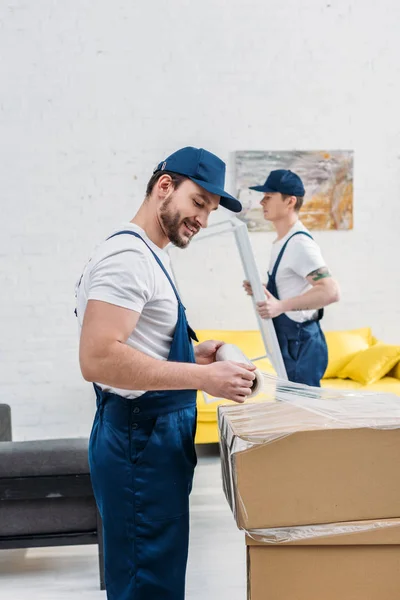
286, 195, 297, 210
156, 174, 173, 198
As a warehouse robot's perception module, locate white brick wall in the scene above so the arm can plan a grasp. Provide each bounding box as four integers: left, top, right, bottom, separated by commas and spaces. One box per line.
1, 0, 399, 440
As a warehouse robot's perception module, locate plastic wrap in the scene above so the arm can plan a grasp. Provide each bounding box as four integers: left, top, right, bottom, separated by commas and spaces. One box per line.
219, 372, 400, 452
218, 372, 400, 540
246, 519, 400, 544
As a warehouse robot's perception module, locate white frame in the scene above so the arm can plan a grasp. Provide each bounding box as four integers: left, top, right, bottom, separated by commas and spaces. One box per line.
168, 215, 287, 380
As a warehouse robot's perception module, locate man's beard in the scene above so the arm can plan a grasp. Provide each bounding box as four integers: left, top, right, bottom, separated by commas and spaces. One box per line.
159, 196, 196, 249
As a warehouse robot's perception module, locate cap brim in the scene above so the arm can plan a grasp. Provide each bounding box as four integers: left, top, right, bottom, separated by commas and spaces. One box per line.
249, 184, 305, 195
249, 185, 276, 193
189, 177, 242, 213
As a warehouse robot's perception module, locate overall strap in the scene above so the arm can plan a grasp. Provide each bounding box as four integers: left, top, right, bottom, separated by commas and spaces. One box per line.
107, 230, 182, 304
270, 231, 313, 279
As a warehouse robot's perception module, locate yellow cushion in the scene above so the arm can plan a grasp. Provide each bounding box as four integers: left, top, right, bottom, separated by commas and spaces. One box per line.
323, 327, 372, 378
338, 344, 400, 385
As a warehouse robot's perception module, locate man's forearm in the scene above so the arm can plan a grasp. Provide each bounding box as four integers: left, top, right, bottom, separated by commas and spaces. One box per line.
280, 281, 340, 312
80, 341, 205, 391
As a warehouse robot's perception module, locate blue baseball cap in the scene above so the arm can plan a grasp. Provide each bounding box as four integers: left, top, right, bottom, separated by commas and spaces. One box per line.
249, 169, 305, 196
154, 147, 242, 213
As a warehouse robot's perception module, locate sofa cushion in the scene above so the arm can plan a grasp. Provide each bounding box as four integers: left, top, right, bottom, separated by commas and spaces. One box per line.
339, 344, 400, 385
0, 438, 89, 478
323, 327, 372, 379
363, 377, 400, 395
321, 378, 363, 390
0, 497, 97, 536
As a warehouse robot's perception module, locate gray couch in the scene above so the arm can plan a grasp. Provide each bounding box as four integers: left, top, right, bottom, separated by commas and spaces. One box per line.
0, 404, 105, 590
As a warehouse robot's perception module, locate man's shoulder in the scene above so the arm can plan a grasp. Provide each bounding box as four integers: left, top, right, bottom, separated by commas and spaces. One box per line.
289, 223, 319, 246
94, 226, 154, 261
87, 225, 173, 288
285, 225, 323, 263
104, 225, 148, 248
82, 232, 156, 288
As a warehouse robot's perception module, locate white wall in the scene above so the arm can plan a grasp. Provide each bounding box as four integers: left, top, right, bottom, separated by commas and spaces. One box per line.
1, 0, 399, 440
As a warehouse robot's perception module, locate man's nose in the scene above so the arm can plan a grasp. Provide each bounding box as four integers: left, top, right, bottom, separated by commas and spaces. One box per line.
196, 213, 208, 229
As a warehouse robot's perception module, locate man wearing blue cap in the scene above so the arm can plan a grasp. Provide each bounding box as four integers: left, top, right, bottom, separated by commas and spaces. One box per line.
243, 169, 340, 387
76, 147, 256, 600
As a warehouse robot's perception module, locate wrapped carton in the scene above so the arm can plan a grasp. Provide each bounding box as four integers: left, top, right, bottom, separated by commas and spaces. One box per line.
246, 518, 400, 600
219, 377, 400, 529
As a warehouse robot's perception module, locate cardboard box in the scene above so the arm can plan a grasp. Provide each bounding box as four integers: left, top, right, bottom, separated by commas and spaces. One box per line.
247, 519, 400, 600
219, 399, 400, 529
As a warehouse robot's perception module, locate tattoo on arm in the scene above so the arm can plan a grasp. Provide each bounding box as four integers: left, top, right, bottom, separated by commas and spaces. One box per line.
285, 267, 333, 311
308, 266, 332, 281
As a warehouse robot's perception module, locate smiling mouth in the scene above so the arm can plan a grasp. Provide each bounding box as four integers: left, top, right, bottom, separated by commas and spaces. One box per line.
183, 220, 199, 236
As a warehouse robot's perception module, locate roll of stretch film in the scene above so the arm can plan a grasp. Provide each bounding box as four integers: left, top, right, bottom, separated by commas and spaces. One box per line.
212, 343, 264, 401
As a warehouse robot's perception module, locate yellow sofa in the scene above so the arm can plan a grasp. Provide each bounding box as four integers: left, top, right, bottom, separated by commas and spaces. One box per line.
195, 329, 400, 444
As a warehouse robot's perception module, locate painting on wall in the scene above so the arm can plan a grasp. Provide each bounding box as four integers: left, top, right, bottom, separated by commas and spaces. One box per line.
235, 150, 354, 231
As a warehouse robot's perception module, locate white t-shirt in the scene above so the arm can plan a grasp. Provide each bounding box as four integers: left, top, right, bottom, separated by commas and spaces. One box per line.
75, 223, 178, 398
268, 221, 326, 323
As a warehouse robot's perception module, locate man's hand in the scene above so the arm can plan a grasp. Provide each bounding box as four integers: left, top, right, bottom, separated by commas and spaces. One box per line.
256, 288, 284, 319
243, 280, 253, 296
194, 340, 225, 365
202, 361, 257, 403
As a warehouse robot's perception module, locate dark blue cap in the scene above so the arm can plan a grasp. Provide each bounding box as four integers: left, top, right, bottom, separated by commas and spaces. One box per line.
249, 169, 305, 196
154, 147, 242, 213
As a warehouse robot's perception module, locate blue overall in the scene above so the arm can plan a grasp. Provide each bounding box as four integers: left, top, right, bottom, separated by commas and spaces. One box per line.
88, 231, 198, 600
267, 231, 328, 387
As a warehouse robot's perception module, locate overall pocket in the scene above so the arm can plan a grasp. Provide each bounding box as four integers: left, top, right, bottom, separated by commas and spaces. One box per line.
129, 416, 159, 465
133, 408, 197, 520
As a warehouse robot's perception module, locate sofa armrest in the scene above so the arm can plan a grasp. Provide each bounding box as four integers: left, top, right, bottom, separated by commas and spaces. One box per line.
0, 404, 12, 442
